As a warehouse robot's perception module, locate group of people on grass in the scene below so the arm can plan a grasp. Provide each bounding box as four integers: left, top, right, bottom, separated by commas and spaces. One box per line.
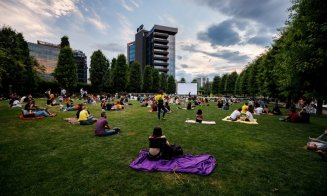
11, 89, 326, 161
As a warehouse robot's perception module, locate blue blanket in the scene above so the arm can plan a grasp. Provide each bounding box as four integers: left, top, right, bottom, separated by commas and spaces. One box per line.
130, 149, 217, 176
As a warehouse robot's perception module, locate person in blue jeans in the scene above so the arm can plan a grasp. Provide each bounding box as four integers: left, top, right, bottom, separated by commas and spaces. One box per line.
95, 112, 120, 136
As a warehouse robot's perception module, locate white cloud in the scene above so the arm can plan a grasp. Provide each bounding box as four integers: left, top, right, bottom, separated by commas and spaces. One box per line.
51, 0, 76, 17
87, 11, 109, 31
118, 0, 139, 12
130, 0, 140, 8
117, 14, 134, 43
23, 0, 76, 18
158, 14, 178, 28
0, 1, 56, 41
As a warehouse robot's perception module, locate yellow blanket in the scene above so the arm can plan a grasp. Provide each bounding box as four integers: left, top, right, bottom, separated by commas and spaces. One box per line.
222, 116, 258, 124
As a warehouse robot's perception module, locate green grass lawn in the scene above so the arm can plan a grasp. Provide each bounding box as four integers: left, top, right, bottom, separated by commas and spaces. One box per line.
1, 99, 327, 195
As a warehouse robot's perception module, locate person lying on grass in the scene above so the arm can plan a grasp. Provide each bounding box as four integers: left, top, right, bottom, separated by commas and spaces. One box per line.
307, 129, 327, 161
95, 112, 120, 136
24, 99, 56, 117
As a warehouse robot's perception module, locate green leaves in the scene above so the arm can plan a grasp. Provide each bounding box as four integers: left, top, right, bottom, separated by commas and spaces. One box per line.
54, 41, 77, 91
89, 50, 109, 92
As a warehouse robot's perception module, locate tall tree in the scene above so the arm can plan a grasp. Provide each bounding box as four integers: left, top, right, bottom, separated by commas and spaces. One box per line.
103, 66, 112, 93
0, 26, 39, 94
152, 68, 160, 92
112, 54, 128, 93
167, 75, 176, 94
129, 61, 142, 93
89, 50, 109, 92
60, 36, 70, 48
220, 74, 228, 95
142, 65, 153, 93
53, 45, 77, 91
227, 71, 238, 95
234, 74, 241, 95
110, 58, 117, 92
212, 75, 221, 95
282, 0, 327, 114
159, 73, 168, 92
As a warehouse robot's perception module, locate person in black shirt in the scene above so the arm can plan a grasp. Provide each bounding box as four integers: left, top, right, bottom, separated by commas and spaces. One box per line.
148, 127, 171, 160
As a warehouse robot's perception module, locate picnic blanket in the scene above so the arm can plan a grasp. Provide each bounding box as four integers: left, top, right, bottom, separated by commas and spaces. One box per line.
19, 114, 44, 120
185, 120, 216, 124
129, 149, 217, 176
63, 117, 79, 124
222, 116, 258, 124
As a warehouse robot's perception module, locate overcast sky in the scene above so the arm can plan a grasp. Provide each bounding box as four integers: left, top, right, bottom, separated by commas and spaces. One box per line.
0, 0, 291, 82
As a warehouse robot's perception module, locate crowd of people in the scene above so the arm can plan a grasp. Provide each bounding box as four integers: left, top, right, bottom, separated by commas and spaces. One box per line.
7, 90, 325, 161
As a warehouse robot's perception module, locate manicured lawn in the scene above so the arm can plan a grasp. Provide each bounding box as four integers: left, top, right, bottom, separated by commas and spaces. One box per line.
0, 99, 326, 195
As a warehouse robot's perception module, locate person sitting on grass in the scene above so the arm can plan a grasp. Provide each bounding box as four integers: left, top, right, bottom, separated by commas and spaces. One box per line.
148, 127, 171, 160
241, 108, 254, 122
298, 108, 310, 123
223, 102, 230, 110
196, 109, 203, 123
150, 101, 158, 112
272, 104, 282, 115
217, 100, 223, 109
187, 101, 193, 110
307, 129, 327, 161
262, 104, 271, 114
101, 99, 107, 110
113, 100, 124, 110
78, 105, 96, 125
95, 112, 120, 136
228, 108, 242, 121
248, 104, 254, 114
287, 105, 299, 122
164, 102, 172, 113
241, 103, 248, 113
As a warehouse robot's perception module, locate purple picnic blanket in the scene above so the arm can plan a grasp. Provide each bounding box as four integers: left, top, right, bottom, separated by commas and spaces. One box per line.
129, 149, 217, 176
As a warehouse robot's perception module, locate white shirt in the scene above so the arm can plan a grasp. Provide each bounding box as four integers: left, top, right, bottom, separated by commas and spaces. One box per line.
230, 110, 241, 120
255, 107, 263, 114
245, 111, 254, 122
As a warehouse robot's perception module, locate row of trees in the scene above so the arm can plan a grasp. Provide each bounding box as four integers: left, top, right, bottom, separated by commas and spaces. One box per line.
0, 26, 42, 94
208, 0, 326, 114
88, 51, 176, 94
175, 0, 325, 115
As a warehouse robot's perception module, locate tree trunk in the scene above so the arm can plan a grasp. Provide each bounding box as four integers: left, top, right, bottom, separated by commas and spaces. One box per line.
316, 98, 323, 115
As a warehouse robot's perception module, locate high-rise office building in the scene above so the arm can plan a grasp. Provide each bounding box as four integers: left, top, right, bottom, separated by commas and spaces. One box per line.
73, 50, 87, 83
28, 41, 60, 81
28, 40, 88, 83
127, 24, 178, 77
196, 76, 209, 89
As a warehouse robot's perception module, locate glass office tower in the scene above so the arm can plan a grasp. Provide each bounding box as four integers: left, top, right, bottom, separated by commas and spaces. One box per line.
28, 40, 87, 82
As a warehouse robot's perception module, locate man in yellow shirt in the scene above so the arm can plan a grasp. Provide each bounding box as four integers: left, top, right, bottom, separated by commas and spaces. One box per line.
155, 90, 166, 120
78, 105, 96, 125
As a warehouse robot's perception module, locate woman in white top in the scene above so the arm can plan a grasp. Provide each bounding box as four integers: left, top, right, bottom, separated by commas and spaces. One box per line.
245, 109, 254, 122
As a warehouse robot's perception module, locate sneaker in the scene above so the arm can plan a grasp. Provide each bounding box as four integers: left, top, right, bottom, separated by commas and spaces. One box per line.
162, 118, 166, 120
